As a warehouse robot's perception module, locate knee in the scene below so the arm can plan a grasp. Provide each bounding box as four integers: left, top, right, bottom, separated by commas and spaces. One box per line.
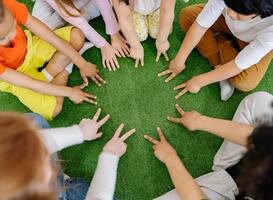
52, 102, 63, 118
70, 28, 85, 51
229, 77, 259, 92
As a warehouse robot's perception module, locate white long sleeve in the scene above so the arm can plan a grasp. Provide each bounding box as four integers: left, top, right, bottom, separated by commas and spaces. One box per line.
40, 125, 84, 154
85, 153, 119, 200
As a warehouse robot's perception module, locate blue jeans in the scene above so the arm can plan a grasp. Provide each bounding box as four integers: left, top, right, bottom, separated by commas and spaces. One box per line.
28, 113, 118, 200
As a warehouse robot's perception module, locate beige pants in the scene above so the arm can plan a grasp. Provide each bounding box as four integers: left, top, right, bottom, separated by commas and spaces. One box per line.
179, 4, 273, 92
155, 91, 273, 200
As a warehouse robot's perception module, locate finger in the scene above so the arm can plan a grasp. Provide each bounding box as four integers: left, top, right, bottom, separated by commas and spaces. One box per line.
144, 134, 159, 144
156, 52, 161, 62
175, 88, 188, 99
85, 93, 97, 100
83, 77, 89, 87
135, 59, 139, 68
92, 108, 101, 121
110, 59, 117, 71
124, 45, 131, 57
79, 82, 87, 89
120, 128, 136, 141
141, 58, 144, 66
175, 104, 185, 115
163, 52, 169, 61
114, 123, 124, 138
174, 83, 186, 90
106, 59, 112, 71
102, 59, 107, 69
165, 73, 177, 83
156, 127, 166, 141
120, 47, 126, 57
95, 74, 106, 84
97, 114, 110, 127
167, 116, 181, 124
94, 131, 103, 139
115, 49, 122, 58
91, 76, 101, 86
84, 97, 97, 105
114, 57, 120, 69
158, 69, 172, 77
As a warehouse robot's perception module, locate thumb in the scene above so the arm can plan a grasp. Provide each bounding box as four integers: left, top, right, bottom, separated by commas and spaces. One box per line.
83, 76, 89, 87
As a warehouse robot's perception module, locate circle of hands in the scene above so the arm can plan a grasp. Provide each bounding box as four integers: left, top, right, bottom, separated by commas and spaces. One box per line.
72, 35, 204, 159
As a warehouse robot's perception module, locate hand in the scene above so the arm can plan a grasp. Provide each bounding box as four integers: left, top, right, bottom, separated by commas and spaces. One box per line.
79, 108, 110, 141
68, 86, 97, 105
144, 127, 177, 163
80, 62, 106, 86
155, 39, 170, 62
103, 123, 136, 157
130, 44, 144, 68
167, 104, 203, 131
101, 43, 120, 71
111, 32, 130, 58
158, 59, 185, 83
174, 76, 204, 99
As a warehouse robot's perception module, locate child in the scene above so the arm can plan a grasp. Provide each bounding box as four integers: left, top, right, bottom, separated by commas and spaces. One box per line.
112, 0, 179, 67
32, 0, 130, 71
146, 92, 273, 200
0, 109, 136, 200
159, 0, 273, 101
0, 0, 105, 120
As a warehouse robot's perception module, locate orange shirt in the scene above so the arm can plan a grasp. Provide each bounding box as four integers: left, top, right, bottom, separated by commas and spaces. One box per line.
0, 0, 28, 74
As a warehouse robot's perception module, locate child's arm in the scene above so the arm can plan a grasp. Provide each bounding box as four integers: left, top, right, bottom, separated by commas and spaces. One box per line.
0, 68, 96, 105
167, 104, 254, 146
24, 12, 104, 86
155, 0, 176, 61
112, 0, 144, 67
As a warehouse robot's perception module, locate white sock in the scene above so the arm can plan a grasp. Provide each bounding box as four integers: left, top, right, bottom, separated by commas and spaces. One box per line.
219, 80, 235, 101
65, 42, 94, 74
41, 69, 53, 82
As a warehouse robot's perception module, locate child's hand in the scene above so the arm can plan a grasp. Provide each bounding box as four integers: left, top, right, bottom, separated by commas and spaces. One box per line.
101, 43, 120, 71
167, 104, 203, 131
174, 76, 204, 99
69, 86, 97, 105
155, 40, 170, 62
79, 108, 110, 141
80, 62, 106, 87
158, 59, 186, 83
144, 127, 177, 163
130, 44, 144, 68
111, 32, 130, 58
103, 123, 136, 157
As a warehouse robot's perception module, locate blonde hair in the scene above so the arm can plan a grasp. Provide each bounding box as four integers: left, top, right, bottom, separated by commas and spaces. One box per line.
55, 0, 82, 17
0, 113, 57, 200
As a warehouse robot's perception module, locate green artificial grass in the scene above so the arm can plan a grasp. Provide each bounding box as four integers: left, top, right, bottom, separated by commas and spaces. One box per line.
2, 0, 273, 199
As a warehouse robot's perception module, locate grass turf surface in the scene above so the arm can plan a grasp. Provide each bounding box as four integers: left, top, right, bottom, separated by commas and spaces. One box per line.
2, 0, 273, 199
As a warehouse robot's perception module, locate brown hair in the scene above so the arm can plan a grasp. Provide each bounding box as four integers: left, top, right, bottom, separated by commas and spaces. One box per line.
0, 113, 57, 200
0, 0, 4, 23
119, 0, 129, 5
55, 0, 82, 17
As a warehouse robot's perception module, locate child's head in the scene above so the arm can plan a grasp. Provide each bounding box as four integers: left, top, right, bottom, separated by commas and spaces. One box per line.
0, 113, 57, 200
237, 124, 273, 199
0, 2, 17, 46
224, 0, 273, 20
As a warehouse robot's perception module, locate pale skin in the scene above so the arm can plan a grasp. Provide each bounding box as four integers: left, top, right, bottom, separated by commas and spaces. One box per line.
112, 0, 176, 67
158, 8, 257, 99
144, 127, 208, 200
0, 7, 105, 117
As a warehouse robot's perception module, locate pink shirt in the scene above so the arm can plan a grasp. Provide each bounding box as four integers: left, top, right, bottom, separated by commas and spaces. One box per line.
46, 0, 120, 48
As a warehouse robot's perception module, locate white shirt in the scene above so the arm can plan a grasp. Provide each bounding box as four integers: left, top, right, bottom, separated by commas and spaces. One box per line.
129, 0, 161, 15
196, 0, 273, 70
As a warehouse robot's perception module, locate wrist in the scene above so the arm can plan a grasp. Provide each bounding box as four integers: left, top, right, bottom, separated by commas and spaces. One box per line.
163, 153, 178, 165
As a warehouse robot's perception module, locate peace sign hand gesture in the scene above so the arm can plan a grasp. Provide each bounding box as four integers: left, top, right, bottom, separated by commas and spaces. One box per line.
144, 127, 177, 163
158, 60, 185, 83
174, 76, 204, 99
167, 104, 203, 131
103, 123, 136, 157
79, 108, 110, 141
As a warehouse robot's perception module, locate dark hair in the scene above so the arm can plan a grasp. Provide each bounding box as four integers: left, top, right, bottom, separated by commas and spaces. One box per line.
237, 124, 273, 199
0, 0, 4, 23
119, 0, 129, 5
224, 0, 273, 18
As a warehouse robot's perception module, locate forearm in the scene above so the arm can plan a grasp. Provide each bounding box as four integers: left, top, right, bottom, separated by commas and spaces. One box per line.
198, 60, 243, 87
198, 116, 254, 146
175, 21, 207, 66
165, 155, 208, 200
25, 14, 87, 69
157, 0, 176, 42
85, 153, 119, 200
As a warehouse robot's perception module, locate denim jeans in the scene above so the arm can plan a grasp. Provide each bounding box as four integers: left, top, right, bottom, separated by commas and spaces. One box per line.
28, 113, 118, 200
